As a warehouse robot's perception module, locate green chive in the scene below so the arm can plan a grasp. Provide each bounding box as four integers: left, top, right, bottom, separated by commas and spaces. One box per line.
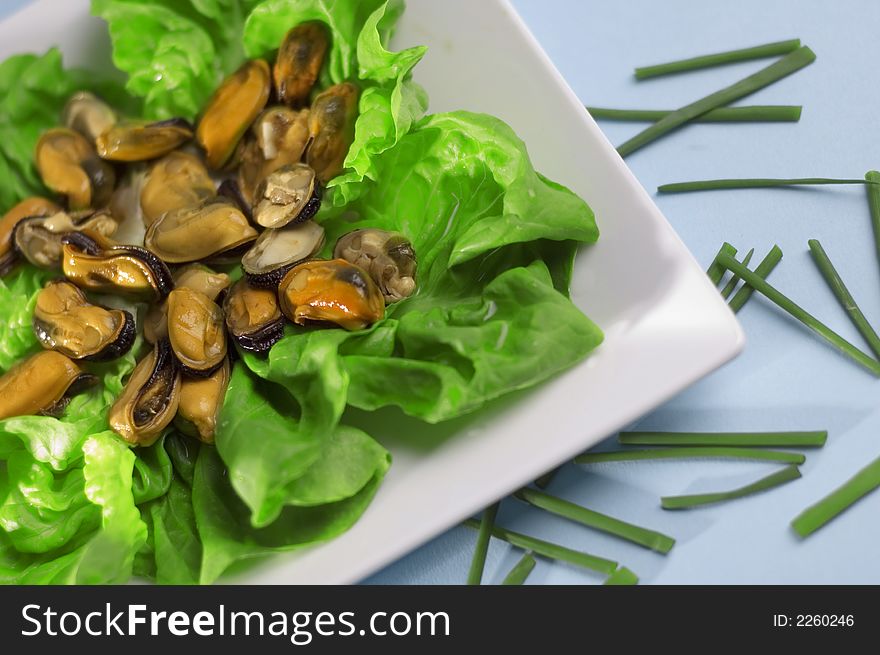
534, 467, 560, 490
604, 567, 639, 585
808, 239, 880, 359
865, 171, 880, 281
658, 177, 875, 194
617, 46, 816, 157
728, 245, 783, 313
661, 465, 802, 510
576, 447, 805, 465
467, 502, 499, 585
587, 105, 802, 123
791, 454, 880, 537
462, 519, 618, 575
707, 242, 738, 285
501, 552, 536, 585
515, 487, 675, 554
619, 430, 827, 448
717, 252, 880, 376
634, 38, 802, 80
720, 248, 754, 299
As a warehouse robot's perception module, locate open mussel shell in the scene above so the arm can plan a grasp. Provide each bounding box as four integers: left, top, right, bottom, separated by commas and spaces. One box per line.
166, 287, 227, 376
241, 219, 325, 289
62, 91, 117, 145
274, 22, 328, 107
141, 151, 216, 227
278, 258, 384, 331
35, 128, 116, 210
144, 197, 258, 264
0, 350, 97, 420
306, 82, 359, 184
110, 339, 181, 446
144, 264, 231, 344
197, 59, 271, 170
33, 279, 136, 362
61, 231, 174, 301
0, 197, 61, 275
334, 229, 417, 303
253, 163, 322, 229
223, 279, 285, 354
174, 358, 230, 443
13, 210, 118, 270
96, 118, 194, 162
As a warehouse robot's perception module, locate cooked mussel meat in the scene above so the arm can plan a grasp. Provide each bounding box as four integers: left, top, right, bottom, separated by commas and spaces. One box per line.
145, 264, 231, 344
62, 91, 117, 145
223, 279, 285, 354
334, 229, 417, 303
166, 287, 227, 376
33, 279, 135, 361
306, 82, 358, 183
174, 358, 230, 443
274, 22, 328, 107
140, 151, 216, 227
109, 339, 180, 446
36, 128, 116, 210
278, 258, 384, 330
253, 163, 321, 228
0, 350, 97, 420
0, 197, 60, 275
61, 231, 173, 300
14, 210, 117, 270
144, 198, 258, 264
197, 59, 271, 170
96, 118, 194, 162
241, 218, 324, 288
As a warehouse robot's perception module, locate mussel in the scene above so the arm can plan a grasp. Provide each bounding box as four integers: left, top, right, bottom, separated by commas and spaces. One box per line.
144, 198, 258, 264
62, 91, 117, 145
96, 118, 194, 162
241, 218, 325, 288
35, 128, 116, 210
166, 287, 227, 376
223, 279, 285, 354
61, 231, 173, 301
33, 279, 136, 361
175, 358, 230, 443
0, 197, 60, 275
273, 22, 328, 107
306, 82, 358, 183
253, 163, 322, 229
278, 258, 384, 330
0, 350, 97, 420
109, 339, 181, 446
334, 229, 417, 303
197, 59, 271, 170
144, 264, 231, 344
140, 151, 216, 227
14, 210, 118, 270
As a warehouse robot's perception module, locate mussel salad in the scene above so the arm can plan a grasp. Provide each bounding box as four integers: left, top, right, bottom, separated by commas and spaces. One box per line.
0, 0, 601, 584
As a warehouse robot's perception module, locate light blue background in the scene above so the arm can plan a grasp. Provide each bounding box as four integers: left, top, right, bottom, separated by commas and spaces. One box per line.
5, 0, 879, 584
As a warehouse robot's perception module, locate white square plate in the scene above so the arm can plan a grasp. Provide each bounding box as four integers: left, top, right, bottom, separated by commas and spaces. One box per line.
1, 0, 743, 583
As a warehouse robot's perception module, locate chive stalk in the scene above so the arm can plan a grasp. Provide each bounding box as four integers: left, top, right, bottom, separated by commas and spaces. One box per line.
728, 245, 783, 313
462, 519, 618, 575
603, 567, 640, 585
865, 171, 880, 281
587, 105, 802, 123
617, 46, 816, 157
634, 38, 802, 80
808, 239, 880, 359
707, 242, 738, 285
619, 430, 827, 448
717, 252, 880, 375
467, 502, 499, 585
534, 467, 560, 490
791, 455, 880, 537
658, 177, 875, 194
501, 552, 536, 585
575, 447, 805, 465
661, 465, 802, 510
720, 248, 754, 299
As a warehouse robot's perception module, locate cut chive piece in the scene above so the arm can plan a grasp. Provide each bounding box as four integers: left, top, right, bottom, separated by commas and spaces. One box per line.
720, 248, 754, 299
619, 430, 827, 448
865, 171, 880, 281
515, 487, 675, 554
717, 252, 880, 376
617, 46, 816, 158
634, 38, 802, 80
728, 245, 783, 313
587, 105, 802, 123
534, 467, 560, 490
661, 465, 801, 510
462, 519, 618, 575
467, 502, 499, 585
658, 177, 874, 194
808, 239, 880, 359
604, 567, 639, 586
791, 454, 880, 537
707, 242, 738, 285
576, 447, 805, 465
501, 552, 536, 585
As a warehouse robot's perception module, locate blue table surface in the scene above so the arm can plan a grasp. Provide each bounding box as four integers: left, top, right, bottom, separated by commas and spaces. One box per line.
6, 0, 879, 584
